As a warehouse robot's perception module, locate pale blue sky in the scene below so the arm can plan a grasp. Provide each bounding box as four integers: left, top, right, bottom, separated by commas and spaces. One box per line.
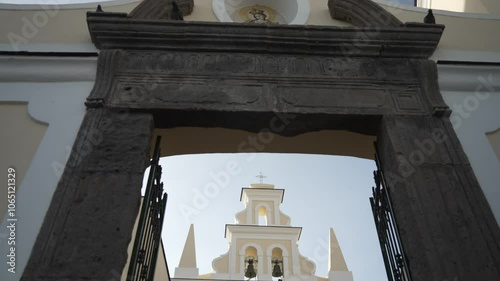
146, 153, 386, 281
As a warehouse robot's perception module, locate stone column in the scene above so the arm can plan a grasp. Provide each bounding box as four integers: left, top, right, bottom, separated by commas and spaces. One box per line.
22, 108, 154, 281
377, 115, 500, 281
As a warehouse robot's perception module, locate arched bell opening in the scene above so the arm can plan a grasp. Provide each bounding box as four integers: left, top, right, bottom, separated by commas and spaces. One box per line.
244, 246, 258, 280
271, 247, 284, 281
258, 206, 268, 226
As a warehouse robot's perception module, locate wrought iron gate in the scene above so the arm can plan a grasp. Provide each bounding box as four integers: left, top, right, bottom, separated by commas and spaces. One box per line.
370, 145, 412, 281
127, 136, 167, 281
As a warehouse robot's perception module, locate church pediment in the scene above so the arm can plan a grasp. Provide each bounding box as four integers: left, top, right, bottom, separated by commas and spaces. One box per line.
87, 0, 444, 59
87, 13, 443, 59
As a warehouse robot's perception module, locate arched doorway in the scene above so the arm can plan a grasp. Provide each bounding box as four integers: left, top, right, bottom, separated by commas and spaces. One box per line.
21, 2, 500, 281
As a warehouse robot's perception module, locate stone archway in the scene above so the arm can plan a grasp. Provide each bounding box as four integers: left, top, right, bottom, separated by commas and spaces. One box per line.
21, 1, 500, 281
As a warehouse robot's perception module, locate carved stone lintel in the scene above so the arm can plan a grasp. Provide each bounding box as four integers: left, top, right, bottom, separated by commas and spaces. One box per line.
328, 0, 403, 27
86, 51, 448, 122
129, 0, 194, 20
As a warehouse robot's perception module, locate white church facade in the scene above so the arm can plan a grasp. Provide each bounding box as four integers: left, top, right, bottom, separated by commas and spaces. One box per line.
172, 183, 353, 281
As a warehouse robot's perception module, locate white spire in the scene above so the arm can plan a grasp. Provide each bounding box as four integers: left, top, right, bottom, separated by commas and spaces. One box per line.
327, 228, 353, 281
328, 227, 348, 271
174, 224, 199, 278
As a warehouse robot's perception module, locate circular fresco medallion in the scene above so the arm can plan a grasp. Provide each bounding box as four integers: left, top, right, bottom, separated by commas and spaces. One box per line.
213, 0, 310, 25
237, 5, 278, 24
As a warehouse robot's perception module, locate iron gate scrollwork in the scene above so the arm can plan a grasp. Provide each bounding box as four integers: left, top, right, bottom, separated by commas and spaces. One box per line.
127, 136, 167, 281
370, 144, 412, 281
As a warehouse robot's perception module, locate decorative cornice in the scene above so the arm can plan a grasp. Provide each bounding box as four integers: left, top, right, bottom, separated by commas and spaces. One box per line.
225, 224, 303, 241
85, 49, 122, 108
129, 0, 193, 20
328, 0, 403, 27
240, 188, 285, 203
87, 13, 444, 59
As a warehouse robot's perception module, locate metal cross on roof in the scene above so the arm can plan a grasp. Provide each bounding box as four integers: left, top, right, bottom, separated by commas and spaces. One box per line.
256, 172, 267, 184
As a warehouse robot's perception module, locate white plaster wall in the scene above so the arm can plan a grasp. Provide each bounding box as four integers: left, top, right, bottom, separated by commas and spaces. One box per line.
421, 0, 466, 13
0, 103, 48, 220
463, 0, 500, 14
0, 56, 96, 281
438, 64, 500, 225
486, 129, 500, 160
0, 0, 140, 52
417, 0, 500, 14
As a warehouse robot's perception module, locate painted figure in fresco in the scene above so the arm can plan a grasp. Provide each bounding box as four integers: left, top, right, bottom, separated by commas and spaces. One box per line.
246, 8, 272, 24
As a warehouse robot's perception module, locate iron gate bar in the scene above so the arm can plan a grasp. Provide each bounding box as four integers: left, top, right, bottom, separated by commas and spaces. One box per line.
370, 185, 393, 281
127, 136, 167, 281
149, 193, 167, 281
370, 142, 412, 281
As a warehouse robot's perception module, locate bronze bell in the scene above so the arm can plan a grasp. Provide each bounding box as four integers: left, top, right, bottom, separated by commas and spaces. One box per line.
272, 260, 283, 277
245, 259, 257, 279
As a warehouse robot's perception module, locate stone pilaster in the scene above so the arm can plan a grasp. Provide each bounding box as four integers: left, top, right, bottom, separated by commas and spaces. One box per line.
22, 108, 154, 281
377, 115, 500, 281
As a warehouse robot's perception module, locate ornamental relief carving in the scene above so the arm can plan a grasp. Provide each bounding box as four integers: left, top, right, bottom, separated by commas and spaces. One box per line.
278, 86, 389, 110
111, 80, 262, 107
391, 88, 425, 113
117, 51, 417, 80
106, 51, 427, 115
118, 84, 148, 103
150, 83, 262, 105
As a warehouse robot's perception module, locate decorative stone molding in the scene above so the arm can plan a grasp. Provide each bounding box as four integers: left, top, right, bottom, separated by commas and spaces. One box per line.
129, 0, 193, 19
82, 49, 450, 138
328, 0, 402, 26
85, 50, 121, 108
87, 13, 444, 59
